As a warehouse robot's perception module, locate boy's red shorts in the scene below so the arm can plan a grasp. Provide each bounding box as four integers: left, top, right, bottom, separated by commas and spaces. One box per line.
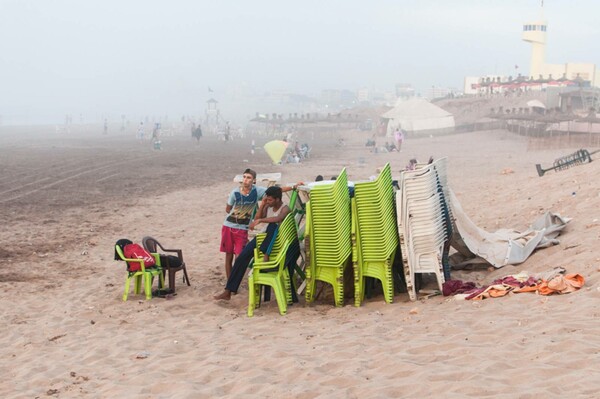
220, 226, 248, 255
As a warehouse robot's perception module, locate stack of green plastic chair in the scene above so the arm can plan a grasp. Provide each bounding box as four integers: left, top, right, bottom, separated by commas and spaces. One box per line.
248, 213, 297, 316
304, 169, 352, 307
352, 163, 398, 306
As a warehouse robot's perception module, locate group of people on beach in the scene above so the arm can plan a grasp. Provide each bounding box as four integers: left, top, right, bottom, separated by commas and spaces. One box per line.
285, 141, 310, 164
212, 151, 432, 303
213, 168, 303, 301
211, 123, 415, 301
135, 121, 162, 149
366, 126, 405, 154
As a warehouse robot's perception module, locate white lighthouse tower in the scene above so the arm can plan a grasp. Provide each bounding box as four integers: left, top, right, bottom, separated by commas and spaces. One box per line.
522, 3, 547, 79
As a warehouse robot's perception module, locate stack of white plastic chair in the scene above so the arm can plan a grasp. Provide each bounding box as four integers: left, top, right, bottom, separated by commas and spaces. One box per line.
426, 157, 455, 280
396, 158, 451, 301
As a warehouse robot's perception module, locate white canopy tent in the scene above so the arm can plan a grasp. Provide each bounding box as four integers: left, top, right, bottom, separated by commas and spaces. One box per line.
382, 98, 455, 136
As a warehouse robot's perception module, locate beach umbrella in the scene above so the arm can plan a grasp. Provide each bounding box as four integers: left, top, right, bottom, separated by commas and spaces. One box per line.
263, 140, 288, 164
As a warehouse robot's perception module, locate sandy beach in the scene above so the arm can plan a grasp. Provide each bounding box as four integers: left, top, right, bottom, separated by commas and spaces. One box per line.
1, 126, 599, 398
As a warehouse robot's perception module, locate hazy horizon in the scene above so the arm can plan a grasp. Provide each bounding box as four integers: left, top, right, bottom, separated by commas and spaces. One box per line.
1, 0, 599, 125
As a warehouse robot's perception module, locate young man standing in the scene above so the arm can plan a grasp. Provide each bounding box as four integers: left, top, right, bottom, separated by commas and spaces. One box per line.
221, 168, 266, 280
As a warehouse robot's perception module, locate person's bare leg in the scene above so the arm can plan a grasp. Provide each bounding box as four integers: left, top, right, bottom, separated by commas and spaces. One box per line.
213, 289, 232, 300
225, 253, 234, 279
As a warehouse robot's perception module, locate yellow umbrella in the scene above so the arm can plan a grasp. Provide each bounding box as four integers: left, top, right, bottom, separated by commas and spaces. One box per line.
263, 140, 288, 164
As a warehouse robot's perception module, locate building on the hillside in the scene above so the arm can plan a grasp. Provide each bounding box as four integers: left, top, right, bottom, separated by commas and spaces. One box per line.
395, 83, 415, 100
522, 7, 599, 86
465, 73, 586, 97
320, 89, 356, 108
558, 89, 600, 113
426, 86, 457, 100
356, 87, 370, 104
465, 4, 599, 95
522, 17, 547, 80
369, 90, 398, 106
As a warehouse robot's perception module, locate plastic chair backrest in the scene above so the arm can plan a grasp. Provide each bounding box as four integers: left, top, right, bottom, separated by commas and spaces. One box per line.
115, 238, 133, 261
255, 213, 297, 259
276, 214, 298, 250
142, 236, 159, 253
115, 244, 148, 273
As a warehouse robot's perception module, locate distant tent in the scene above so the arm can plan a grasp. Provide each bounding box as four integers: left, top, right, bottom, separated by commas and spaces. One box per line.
381, 98, 455, 136
526, 99, 546, 110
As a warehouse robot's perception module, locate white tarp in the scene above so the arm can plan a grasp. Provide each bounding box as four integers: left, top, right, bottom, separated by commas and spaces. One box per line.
382, 98, 455, 136
448, 190, 571, 268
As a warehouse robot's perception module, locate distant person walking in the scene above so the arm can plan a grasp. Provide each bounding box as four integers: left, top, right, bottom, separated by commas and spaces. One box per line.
152, 123, 160, 141
394, 126, 404, 152
103, 118, 108, 135
192, 123, 202, 143
137, 122, 145, 141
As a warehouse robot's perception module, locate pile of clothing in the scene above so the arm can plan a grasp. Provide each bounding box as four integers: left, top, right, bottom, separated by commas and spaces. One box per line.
443, 267, 584, 300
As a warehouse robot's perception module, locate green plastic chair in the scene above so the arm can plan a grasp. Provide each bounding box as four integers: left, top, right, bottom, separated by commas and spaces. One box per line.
248, 239, 292, 316
248, 213, 298, 316
116, 245, 165, 301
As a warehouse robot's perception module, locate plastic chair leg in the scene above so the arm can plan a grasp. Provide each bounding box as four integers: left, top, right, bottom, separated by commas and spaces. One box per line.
275, 286, 288, 315
183, 266, 191, 286
159, 271, 165, 290
123, 276, 131, 301
144, 274, 153, 300
168, 269, 176, 292
248, 276, 256, 317
134, 275, 142, 295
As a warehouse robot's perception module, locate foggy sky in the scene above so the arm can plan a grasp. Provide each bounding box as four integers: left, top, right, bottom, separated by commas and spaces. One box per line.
1, 0, 599, 124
